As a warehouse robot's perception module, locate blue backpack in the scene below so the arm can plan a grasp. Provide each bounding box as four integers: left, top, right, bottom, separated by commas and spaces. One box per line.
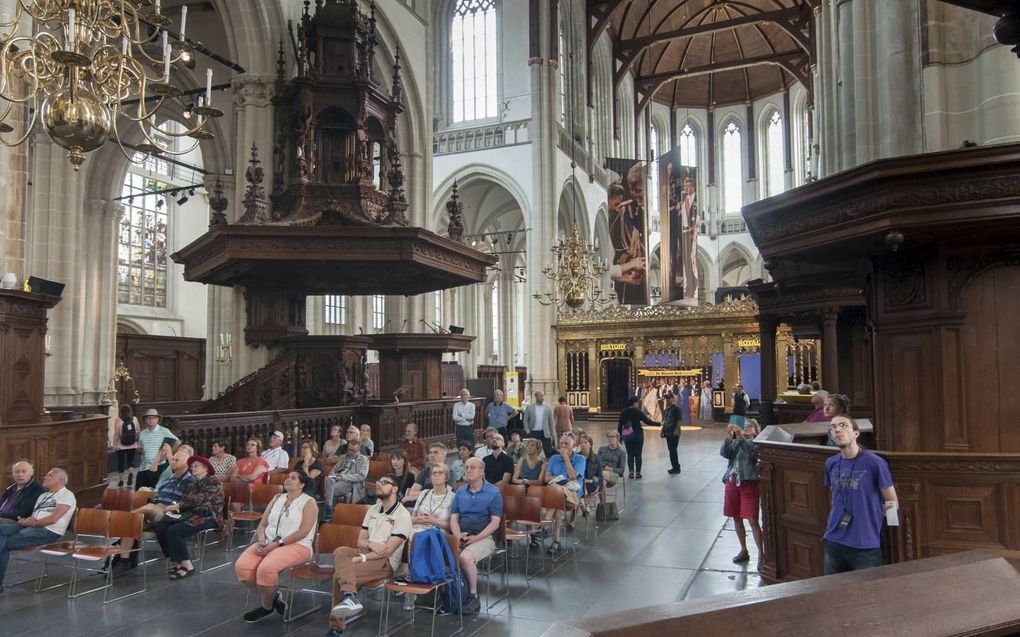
408, 527, 465, 613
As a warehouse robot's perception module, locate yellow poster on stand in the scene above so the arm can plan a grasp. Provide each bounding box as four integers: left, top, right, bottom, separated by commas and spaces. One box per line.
504, 371, 520, 409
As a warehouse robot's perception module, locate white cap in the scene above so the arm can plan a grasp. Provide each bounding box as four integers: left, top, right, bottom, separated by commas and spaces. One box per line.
271, 430, 284, 440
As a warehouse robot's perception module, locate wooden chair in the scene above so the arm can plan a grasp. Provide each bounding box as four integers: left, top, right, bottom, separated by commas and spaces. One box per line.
532, 485, 573, 562
226, 483, 283, 550
503, 494, 544, 580
195, 492, 232, 573
68, 511, 147, 603
288, 457, 301, 472
131, 488, 155, 510
375, 451, 391, 464
268, 472, 288, 486
99, 488, 134, 512
497, 483, 525, 499
279, 523, 361, 622
380, 533, 464, 637
24, 508, 111, 593
332, 502, 370, 527
364, 460, 390, 492
477, 516, 510, 611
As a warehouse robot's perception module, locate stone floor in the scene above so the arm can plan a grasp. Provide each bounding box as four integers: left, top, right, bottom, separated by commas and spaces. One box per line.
0, 421, 763, 636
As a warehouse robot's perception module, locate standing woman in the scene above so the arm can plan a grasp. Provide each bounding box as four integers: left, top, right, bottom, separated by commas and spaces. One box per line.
111, 404, 139, 487
720, 420, 763, 569
618, 397, 659, 480
234, 471, 318, 623
155, 456, 225, 580
699, 380, 715, 424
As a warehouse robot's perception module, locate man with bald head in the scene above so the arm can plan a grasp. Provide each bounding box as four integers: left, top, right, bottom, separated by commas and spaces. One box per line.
0, 461, 44, 524
0, 467, 76, 594
449, 457, 502, 615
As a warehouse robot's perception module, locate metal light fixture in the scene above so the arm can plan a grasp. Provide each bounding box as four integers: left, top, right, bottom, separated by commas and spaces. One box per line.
533, 217, 610, 311
0, 1, 223, 170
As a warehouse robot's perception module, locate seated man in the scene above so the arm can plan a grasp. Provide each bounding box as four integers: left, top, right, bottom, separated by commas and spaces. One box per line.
482, 434, 514, 485
402, 442, 449, 505
544, 433, 586, 555
262, 431, 290, 474
0, 461, 45, 524
324, 439, 369, 509
597, 432, 627, 501
154, 444, 195, 489
113, 449, 195, 575
327, 474, 411, 636
473, 427, 497, 459
449, 458, 502, 615
0, 467, 77, 594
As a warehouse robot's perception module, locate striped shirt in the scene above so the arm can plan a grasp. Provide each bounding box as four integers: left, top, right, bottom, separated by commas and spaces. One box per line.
152, 471, 196, 505
139, 425, 177, 465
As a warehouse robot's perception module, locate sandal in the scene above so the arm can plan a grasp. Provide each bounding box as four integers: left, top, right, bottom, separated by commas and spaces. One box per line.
546, 541, 561, 555
169, 567, 195, 580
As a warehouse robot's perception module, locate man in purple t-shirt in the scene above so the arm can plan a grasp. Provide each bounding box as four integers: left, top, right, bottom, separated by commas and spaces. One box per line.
823, 416, 898, 574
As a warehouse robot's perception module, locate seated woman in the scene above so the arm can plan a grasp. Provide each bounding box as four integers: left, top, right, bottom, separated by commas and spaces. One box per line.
399, 423, 427, 472
234, 471, 318, 623
209, 440, 237, 481
388, 450, 416, 501
359, 424, 375, 458
577, 435, 603, 516
227, 439, 270, 511
449, 442, 473, 484
404, 462, 455, 609
154, 456, 225, 580
512, 438, 546, 487
294, 440, 323, 498
321, 425, 344, 464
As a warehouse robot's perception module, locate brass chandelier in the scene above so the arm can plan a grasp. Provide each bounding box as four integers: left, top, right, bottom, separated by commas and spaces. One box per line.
0, 0, 222, 170
533, 211, 611, 311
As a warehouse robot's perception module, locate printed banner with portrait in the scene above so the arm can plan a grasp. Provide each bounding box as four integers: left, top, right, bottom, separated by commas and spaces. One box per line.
605, 157, 649, 306
658, 148, 699, 306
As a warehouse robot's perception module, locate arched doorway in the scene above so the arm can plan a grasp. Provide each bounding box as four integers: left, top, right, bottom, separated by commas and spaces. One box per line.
601, 358, 633, 411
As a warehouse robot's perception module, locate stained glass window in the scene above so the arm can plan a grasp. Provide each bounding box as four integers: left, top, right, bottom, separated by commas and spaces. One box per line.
118, 173, 169, 307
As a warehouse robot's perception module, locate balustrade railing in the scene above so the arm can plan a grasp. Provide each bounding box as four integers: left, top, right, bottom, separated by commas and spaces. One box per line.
433, 119, 529, 156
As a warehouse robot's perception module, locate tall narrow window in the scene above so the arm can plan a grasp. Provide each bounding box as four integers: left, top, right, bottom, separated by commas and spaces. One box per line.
765, 111, 786, 196
434, 290, 443, 327
372, 142, 382, 190
490, 279, 500, 356
324, 295, 346, 325
648, 123, 659, 219
451, 0, 497, 123
722, 121, 743, 213
118, 173, 169, 307
372, 295, 385, 330
679, 123, 697, 167
558, 10, 567, 124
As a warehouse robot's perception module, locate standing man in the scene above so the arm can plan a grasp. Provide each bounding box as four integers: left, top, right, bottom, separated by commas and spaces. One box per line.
0, 461, 44, 524
485, 390, 518, 441
823, 416, 898, 575
661, 393, 683, 475
136, 408, 178, 489
0, 467, 77, 595
262, 431, 290, 474
523, 390, 556, 458
449, 458, 502, 615
452, 389, 477, 446
327, 474, 411, 635
730, 384, 750, 427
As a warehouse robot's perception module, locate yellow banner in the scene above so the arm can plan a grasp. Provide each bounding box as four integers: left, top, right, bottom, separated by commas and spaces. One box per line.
504, 371, 520, 409
637, 368, 703, 377
737, 337, 760, 348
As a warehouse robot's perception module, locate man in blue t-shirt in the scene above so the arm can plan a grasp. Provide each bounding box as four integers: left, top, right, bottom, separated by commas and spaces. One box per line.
823, 416, 898, 574
544, 433, 586, 555
485, 390, 518, 440
450, 458, 502, 615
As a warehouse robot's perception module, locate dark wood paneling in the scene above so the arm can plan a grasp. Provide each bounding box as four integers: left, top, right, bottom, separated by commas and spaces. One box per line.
115, 333, 205, 404
0, 290, 59, 426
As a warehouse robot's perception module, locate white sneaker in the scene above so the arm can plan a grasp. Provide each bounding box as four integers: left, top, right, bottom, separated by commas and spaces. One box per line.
330, 595, 364, 618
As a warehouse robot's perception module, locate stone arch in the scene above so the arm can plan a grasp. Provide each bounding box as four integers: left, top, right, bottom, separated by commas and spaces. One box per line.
432, 165, 531, 236
210, 0, 284, 76
557, 175, 590, 239
116, 318, 147, 335
719, 242, 755, 287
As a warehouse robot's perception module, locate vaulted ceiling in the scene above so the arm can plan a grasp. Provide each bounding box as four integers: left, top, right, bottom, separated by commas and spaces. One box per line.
590, 0, 817, 110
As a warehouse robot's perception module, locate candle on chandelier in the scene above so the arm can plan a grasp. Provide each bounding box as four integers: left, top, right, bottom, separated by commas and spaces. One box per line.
121, 37, 128, 56
206, 68, 213, 103
67, 8, 75, 48
162, 32, 170, 81
156, 0, 161, 12
180, 5, 187, 39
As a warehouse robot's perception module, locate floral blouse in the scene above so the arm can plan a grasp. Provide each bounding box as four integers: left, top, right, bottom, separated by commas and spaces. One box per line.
179, 476, 225, 529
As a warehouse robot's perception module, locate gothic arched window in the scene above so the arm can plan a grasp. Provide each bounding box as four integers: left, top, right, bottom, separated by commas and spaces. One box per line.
722, 121, 743, 213
679, 123, 697, 167
451, 0, 498, 123
765, 111, 786, 196
648, 123, 660, 219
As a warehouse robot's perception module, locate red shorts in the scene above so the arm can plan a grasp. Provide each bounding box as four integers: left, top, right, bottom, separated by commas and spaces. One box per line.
723, 480, 760, 519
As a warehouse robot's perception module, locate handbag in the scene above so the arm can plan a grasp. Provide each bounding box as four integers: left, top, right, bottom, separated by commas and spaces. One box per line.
620, 424, 634, 438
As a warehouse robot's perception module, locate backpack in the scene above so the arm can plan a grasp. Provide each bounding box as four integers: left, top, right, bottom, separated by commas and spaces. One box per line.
408, 527, 465, 613
119, 418, 137, 446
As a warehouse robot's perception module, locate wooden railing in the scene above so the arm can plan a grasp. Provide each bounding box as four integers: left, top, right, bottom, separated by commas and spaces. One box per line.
202, 352, 296, 413
757, 440, 1020, 582
161, 398, 484, 457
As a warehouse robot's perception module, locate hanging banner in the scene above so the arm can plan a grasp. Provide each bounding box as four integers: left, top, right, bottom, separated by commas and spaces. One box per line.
605, 157, 649, 306
504, 371, 520, 409
658, 148, 699, 306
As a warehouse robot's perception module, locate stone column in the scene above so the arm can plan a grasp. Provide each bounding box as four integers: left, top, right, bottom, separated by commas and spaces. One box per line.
80, 200, 121, 404
820, 307, 839, 393
835, 0, 856, 171
586, 340, 599, 409
722, 334, 737, 410
757, 315, 778, 426
202, 173, 239, 398
875, 0, 922, 159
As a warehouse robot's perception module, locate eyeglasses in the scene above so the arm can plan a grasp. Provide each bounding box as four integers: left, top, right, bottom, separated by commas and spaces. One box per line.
376, 480, 395, 487
829, 422, 853, 431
